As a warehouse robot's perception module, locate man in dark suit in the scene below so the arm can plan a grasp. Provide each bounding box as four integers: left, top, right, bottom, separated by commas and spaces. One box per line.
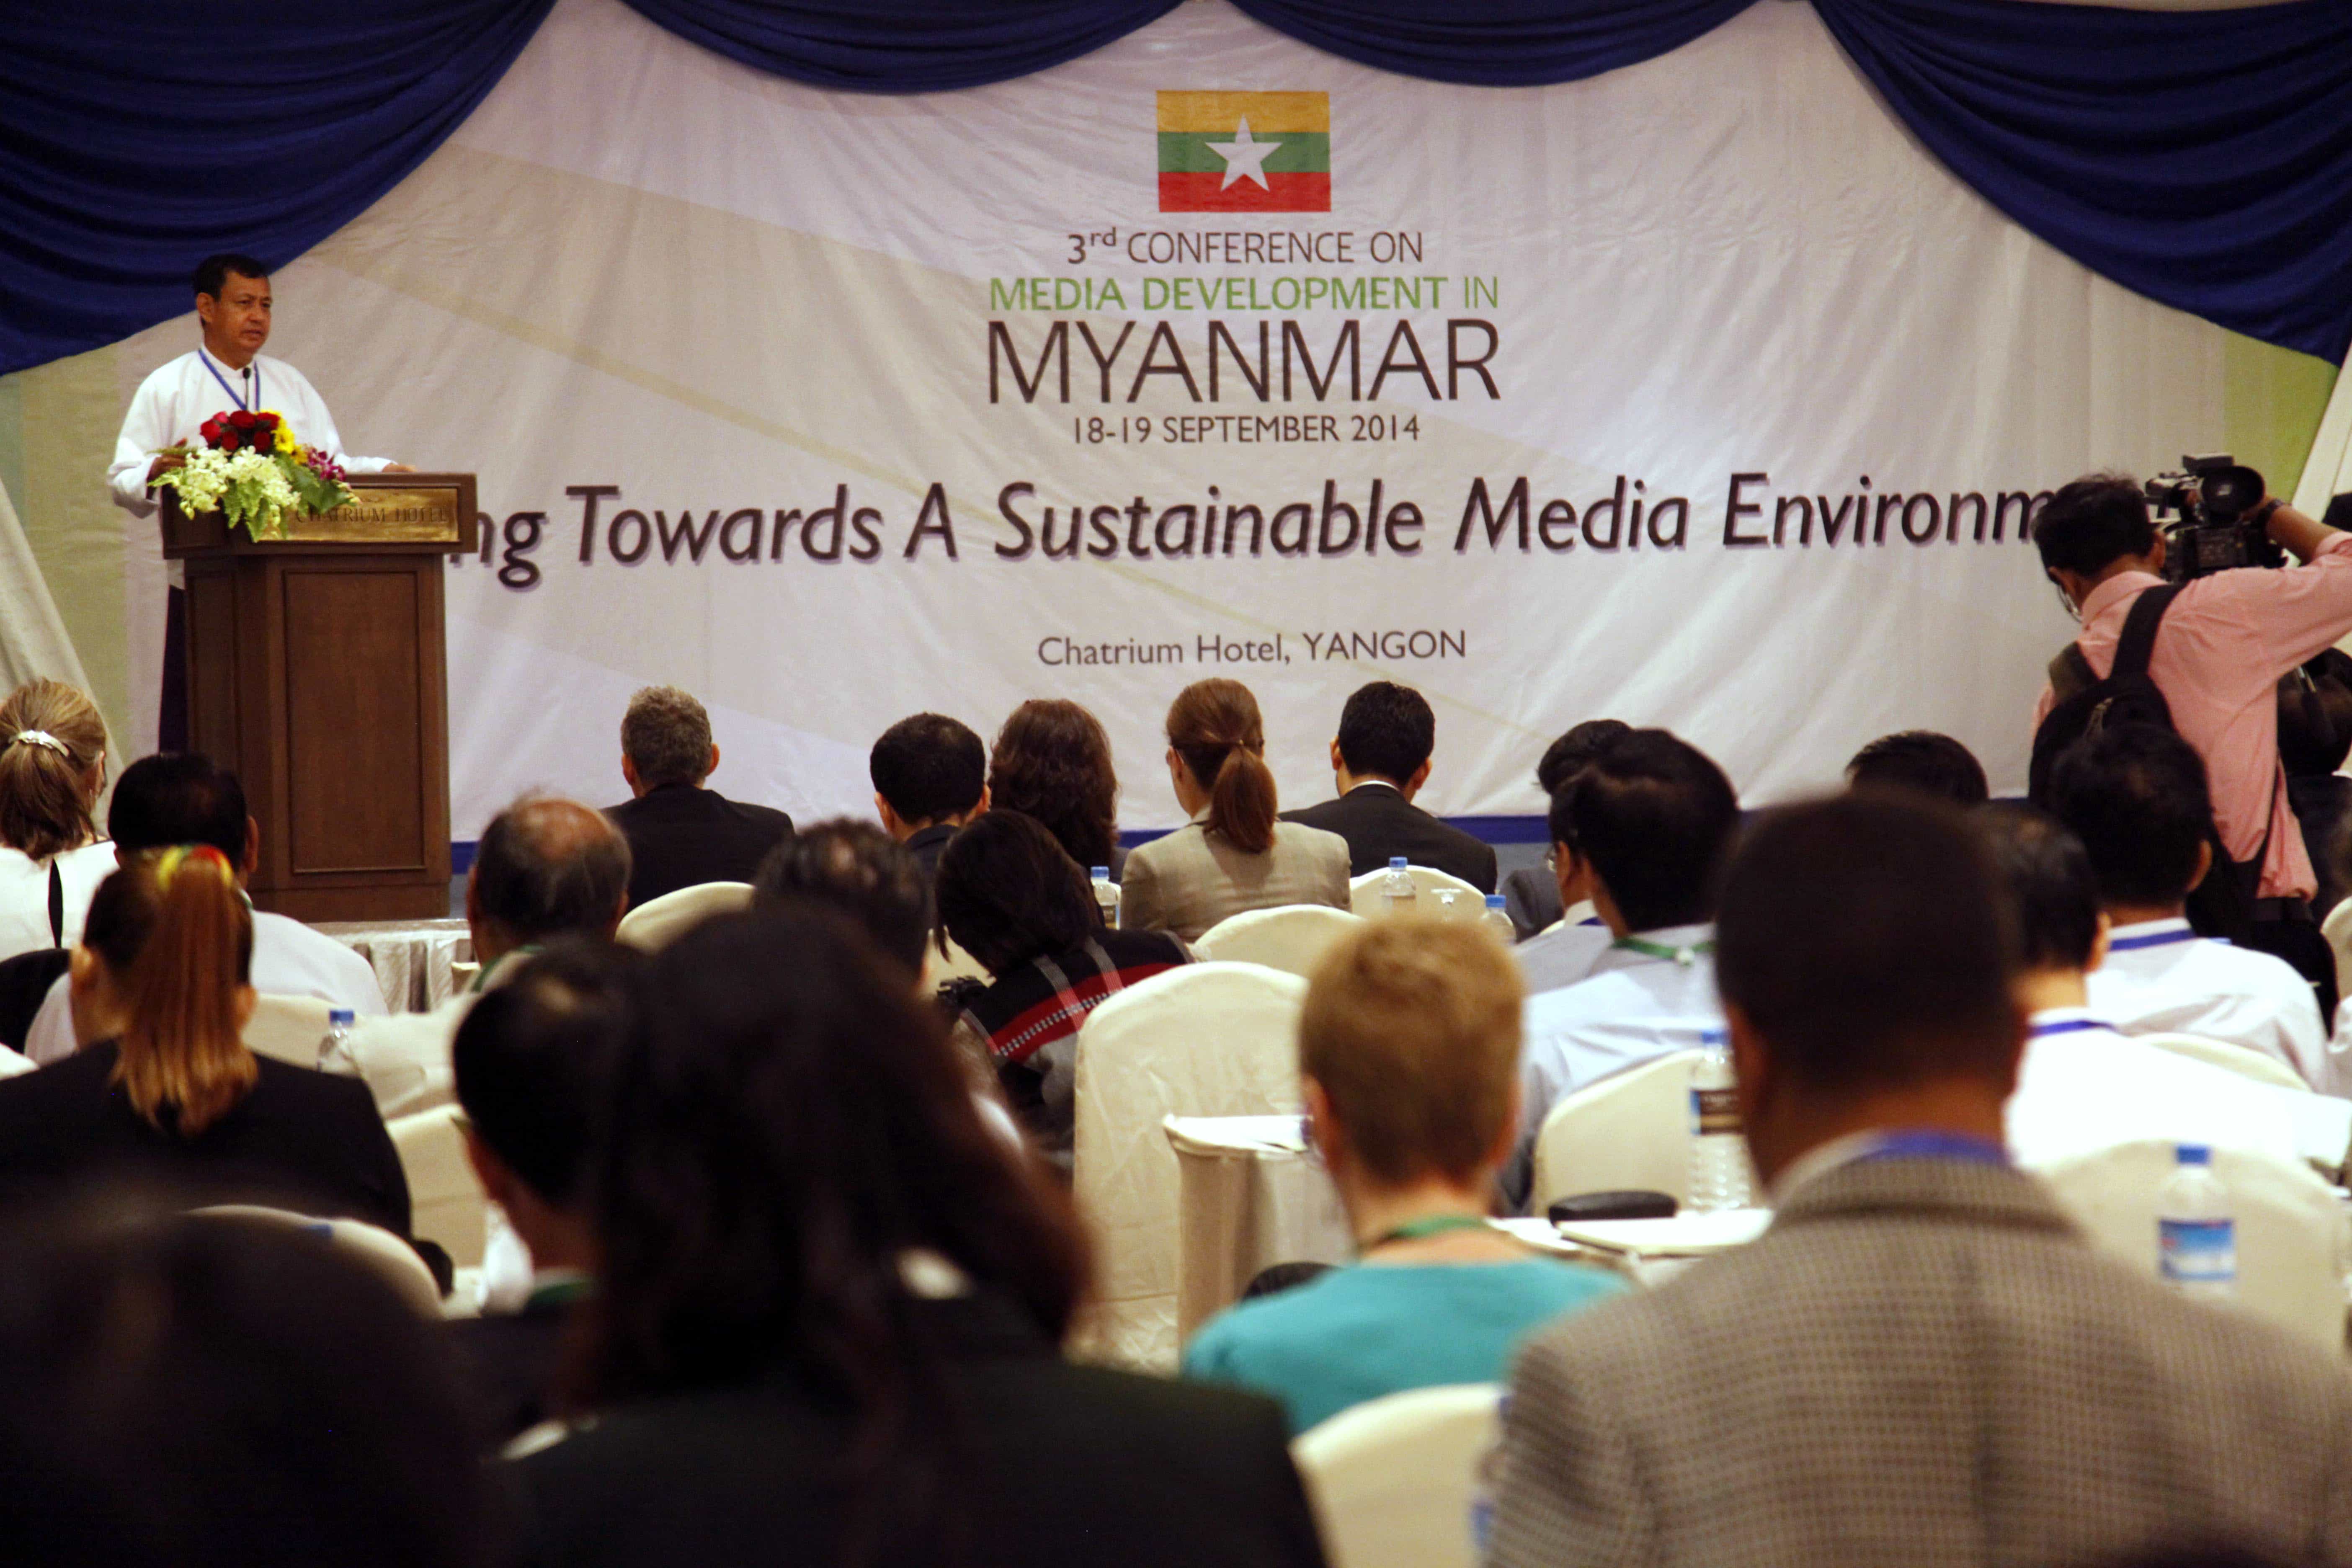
603, 686, 792, 910
870, 712, 988, 884
1281, 681, 1496, 892
446, 939, 641, 1450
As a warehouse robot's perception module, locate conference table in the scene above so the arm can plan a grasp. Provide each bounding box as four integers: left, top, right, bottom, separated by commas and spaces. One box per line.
316, 918, 474, 1014
1163, 1114, 1774, 1341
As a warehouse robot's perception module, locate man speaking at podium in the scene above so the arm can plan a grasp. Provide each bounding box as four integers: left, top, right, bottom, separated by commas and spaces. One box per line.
106, 253, 412, 749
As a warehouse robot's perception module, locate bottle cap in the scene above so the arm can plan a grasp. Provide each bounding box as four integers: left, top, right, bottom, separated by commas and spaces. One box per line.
1485, 894, 1506, 909
329, 1008, 356, 1026
2176, 1143, 2211, 1166
1700, 1026, 1727, 1047
1090, 866, 1110, 879
1389, 856, 1408, 869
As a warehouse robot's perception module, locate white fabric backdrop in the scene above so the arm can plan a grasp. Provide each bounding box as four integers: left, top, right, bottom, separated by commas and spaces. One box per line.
95, 0, 2249, 832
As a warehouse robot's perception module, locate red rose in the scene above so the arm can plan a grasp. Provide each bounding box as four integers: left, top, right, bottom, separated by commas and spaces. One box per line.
228, 410, 257, 430
199, 416, 221, 444
218, 433, 240, 452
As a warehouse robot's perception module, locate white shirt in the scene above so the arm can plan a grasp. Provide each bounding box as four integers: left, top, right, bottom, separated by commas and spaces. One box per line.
0, 840, 116, 962
23, 906, 387, 1065
1504, 922, 1722, 1211
1513, 914, 1612, 998
2085, 918, 2334, 1092
2007, 1006, 2350, 1171
108, 348, 392, 586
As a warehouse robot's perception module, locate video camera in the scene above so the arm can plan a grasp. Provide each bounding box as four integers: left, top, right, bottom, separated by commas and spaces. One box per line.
2147, 454, 2280, 582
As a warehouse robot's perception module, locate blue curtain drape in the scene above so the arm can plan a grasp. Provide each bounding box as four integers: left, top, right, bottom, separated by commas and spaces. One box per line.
619, 0, 1182, 93
1813, 0, 2352, 364
0, 0, 553, 377
1225, 0, 1754, 89
8, 0, 2352, 378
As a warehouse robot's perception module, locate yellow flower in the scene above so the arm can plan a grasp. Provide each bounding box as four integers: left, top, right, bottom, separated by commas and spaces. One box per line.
265, 413, 297, 455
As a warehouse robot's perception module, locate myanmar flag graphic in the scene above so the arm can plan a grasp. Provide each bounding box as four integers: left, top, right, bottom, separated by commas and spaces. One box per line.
1157, 91, 1330, 213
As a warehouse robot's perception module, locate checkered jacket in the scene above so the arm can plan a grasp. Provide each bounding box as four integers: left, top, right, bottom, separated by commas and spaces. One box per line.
1487, 1158, 2352, 1568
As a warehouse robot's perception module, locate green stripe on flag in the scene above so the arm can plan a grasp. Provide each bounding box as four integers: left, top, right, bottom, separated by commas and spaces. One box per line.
1156, 131, 1330, 175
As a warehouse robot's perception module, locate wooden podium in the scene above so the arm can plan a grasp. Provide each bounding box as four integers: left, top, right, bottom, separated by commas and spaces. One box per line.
161, 474, 479, 922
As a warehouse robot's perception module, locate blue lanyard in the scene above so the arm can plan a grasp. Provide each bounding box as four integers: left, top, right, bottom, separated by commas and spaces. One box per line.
199, 349, 258, 413
2029, 1017, 2112, 1039
1853, 1130, 2009, 1168
2107, 926, 2198, 953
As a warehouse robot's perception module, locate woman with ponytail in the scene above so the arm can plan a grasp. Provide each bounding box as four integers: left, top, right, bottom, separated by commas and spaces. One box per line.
0, 679, 116, 960
1117, 679, 1350, 940
0, 846, 409, 1235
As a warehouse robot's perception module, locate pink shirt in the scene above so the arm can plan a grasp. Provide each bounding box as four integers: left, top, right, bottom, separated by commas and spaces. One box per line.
2033, 533, 2352, 900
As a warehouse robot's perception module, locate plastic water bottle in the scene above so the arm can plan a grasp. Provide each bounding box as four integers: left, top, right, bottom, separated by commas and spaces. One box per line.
1433, 887, 1464, 920
1380, 856, 1418, 916
1480, 893, 1516, 944
2159, 1143, 2236, 1300
1090, 866, 1119, 928
1687, 1029, 1751, 1212
316, 1008, 358, 1075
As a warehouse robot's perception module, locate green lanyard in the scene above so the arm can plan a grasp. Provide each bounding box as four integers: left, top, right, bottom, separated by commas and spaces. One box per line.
1361, 1213, 1492, 1254
1610, 935, 1715, 967
469, 943, 542, 994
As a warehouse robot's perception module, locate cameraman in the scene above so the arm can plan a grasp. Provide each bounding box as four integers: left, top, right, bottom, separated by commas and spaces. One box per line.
2034, 475, 2352, 982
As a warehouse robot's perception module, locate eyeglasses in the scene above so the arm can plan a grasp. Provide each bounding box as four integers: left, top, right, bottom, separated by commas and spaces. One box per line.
2051, 578, 2081, 624
1544, 848, 1559, 873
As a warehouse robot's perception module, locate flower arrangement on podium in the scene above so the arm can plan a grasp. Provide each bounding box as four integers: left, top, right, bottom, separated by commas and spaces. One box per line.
150, 409, 356, 540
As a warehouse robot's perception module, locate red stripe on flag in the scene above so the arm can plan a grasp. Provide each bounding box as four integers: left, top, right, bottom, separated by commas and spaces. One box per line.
1158, 171, 1331, 214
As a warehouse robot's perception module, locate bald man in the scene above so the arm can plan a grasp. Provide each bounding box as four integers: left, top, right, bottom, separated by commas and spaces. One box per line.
343, 796, 631, 1117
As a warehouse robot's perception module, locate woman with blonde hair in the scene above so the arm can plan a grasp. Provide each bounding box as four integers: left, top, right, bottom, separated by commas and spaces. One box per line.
1117, 679, 1350, 941
0, 846, 408, 1233
0, 679, 116, 959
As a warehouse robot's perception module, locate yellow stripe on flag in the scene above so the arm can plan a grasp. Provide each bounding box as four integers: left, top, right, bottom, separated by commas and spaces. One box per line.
1156, 91, 1329, 135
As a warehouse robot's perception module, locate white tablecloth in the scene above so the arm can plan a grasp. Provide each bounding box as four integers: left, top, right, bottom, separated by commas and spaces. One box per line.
316, 919, 473, 1014
1165, 1114, 1354, 1344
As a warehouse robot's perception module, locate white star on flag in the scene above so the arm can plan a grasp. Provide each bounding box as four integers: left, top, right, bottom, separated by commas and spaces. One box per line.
1206, 117, 1282, 191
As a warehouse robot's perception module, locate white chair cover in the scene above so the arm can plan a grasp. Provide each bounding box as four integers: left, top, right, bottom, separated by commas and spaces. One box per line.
2034, 1139, 2346, 1352
1292, 1383, 1503, 1568
614, 880, 752, 952
242, 993, 331, 1067
388, 1103, 489, 1269
2323, 899, 2352, 1010
1071, 961, 1308, 1370
1530, 1048, 1707, 1213
1193, 904, 1367, 978
1348, 865, 1485, 918
2135, 1031, 2314, 1093
191, 1203, 442, 1316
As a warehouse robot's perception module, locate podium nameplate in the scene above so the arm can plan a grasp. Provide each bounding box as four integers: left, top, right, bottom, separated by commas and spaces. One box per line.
162, 472, 478, 558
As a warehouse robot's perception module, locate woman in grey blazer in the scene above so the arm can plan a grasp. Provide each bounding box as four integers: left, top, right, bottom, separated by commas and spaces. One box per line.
1119, 680, 1351, 942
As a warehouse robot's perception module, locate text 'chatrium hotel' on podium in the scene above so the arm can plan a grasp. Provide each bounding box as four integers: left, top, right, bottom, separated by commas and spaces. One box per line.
1157, 91, 1331, 213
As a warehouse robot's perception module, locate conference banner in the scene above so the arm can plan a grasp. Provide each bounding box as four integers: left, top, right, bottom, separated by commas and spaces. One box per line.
79, 0, 2267, 833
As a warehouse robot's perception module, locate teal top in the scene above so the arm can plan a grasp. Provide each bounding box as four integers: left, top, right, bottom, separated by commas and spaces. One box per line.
1181, 1258, 1628, 1435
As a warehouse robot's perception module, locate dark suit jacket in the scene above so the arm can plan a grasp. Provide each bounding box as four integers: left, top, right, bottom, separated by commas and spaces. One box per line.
1501, 866, 1563, 941
0, 1042, 409, 1235
903, 821, 958, 886
515, 1292, 1327, 1568
604, 784, 793, 910
1282, 782, 1498, 892
450, 1296, 570, 1450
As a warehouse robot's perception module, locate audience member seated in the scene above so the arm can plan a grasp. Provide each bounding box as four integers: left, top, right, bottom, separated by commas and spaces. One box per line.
1279, 680, 1498, 892
2048, 725, 2334, 1089
0, 1209, 489, 1568
935, 812, 1190, 1163
602, 685, 791, 910
2280, 649, 2352, 919
750, 818, 934, 980
870, 712, 988, 884
1119, 679, 1349, 941
1844, 729, 1990, 806
1487, 793, 2352, 1568
508, 907, 1325, 1568
1183, 920, 1624, 1434
1501, 731, 1739, 1210
1980, 805, 2349, 1168
1501, 719, 1629, 938
21, 753, 385, 1065
987, 698, 1127, 880
1514, 751, 1627, 997
340, 797, 630, 1117
0, 679, 115, 963
0, 847, 409, 1234
448, 939, 642, 1450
